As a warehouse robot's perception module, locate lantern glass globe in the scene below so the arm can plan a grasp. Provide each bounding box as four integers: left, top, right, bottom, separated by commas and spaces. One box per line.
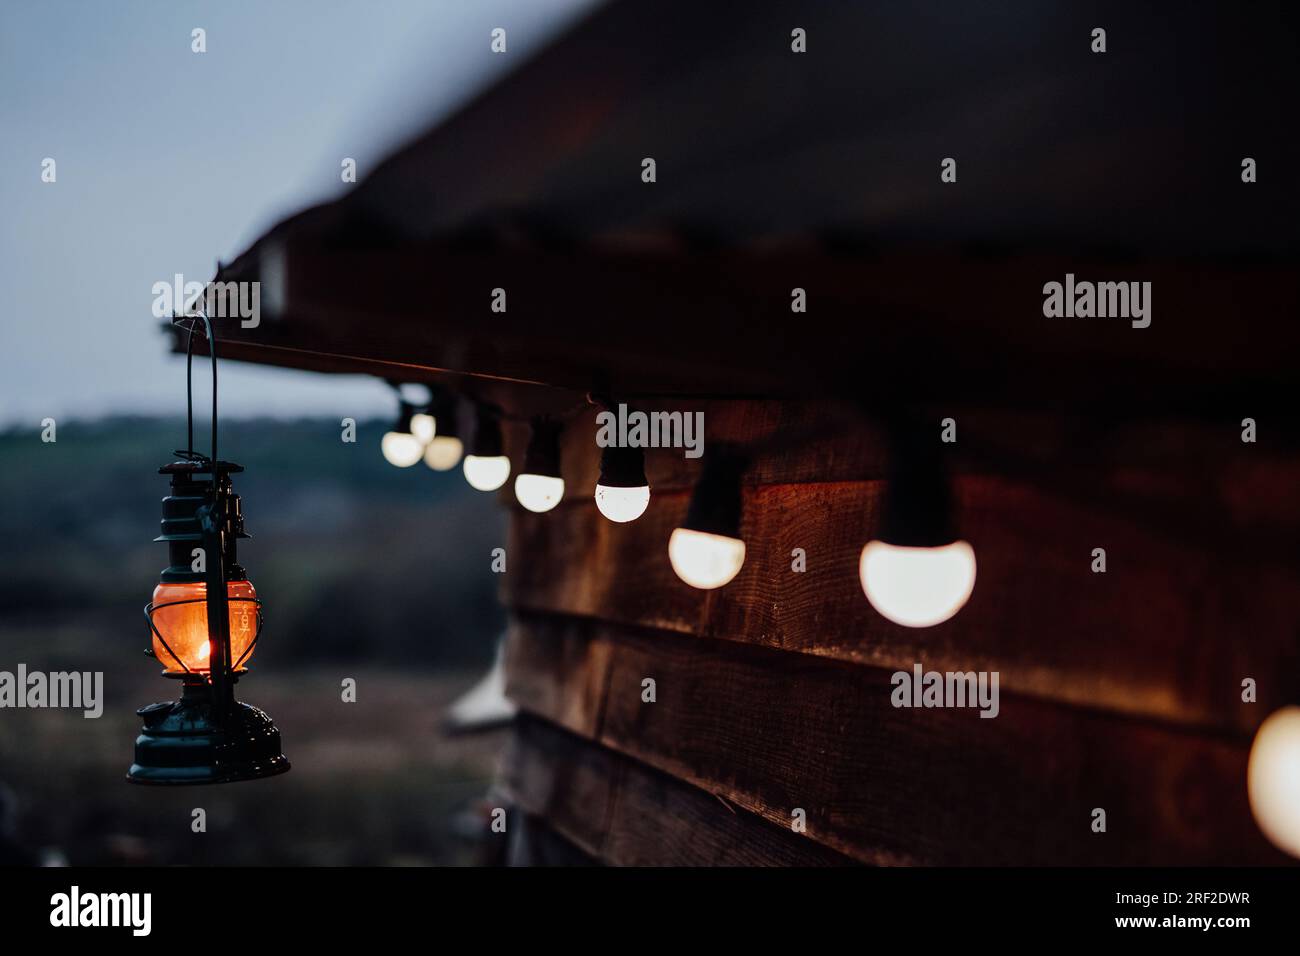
150, 579, 258, 674
859, 540, 976, 628
1249, 706, 1300, 859
424, 436, 464, 471
381, 431, 424, 467
595, 484, 650, 523
668, 527, 745, 589
463, 454, 511, 491
514, 474, 564, 513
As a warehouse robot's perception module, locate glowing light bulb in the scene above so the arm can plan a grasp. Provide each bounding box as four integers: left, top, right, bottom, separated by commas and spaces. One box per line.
668, 527, 745, 589
424, 435, 464, 471
465, 407, 507, 490
595, 484, 650, 523
410, 412, 436, 444
381, 431, 423, 467
595, 445, 650, 523
859, 540, 976, 628
671, 449, 745, 588
515, 420, 564, 512
463, 454, 511, 491
1249, 706, 1300, 859
514, 474, 564, 513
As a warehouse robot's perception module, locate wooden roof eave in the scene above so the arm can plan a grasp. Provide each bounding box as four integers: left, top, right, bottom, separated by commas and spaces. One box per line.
173, 229, 1300, 426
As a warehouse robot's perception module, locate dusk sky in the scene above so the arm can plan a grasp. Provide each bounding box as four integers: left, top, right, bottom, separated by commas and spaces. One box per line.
0, 0, 596, 426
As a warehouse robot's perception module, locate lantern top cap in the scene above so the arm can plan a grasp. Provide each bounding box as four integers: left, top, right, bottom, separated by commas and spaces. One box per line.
159, 458, 245, 477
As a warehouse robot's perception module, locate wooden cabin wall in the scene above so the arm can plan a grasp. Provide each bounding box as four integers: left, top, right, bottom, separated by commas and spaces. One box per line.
495, 400, 1300, 865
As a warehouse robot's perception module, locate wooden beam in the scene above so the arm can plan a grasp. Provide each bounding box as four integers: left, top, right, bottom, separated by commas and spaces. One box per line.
176, 243, 1299, 413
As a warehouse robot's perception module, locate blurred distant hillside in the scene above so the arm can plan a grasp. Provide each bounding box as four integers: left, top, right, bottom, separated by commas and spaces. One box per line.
0, 416, 506, 670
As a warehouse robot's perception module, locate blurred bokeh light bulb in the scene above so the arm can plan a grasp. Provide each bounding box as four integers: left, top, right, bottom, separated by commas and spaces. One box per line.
409, 412, 436, 444
463, 455, 510, 491
423, 391, 462, 471
859, 540, 976, 628
381, 402, 423, 467
424, 435, 464, 471
1248, 706, 1300, 859
381, 431, 423, 467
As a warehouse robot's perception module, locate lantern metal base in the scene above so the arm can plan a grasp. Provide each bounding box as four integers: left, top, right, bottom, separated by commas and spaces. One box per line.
127, 682, 290, 785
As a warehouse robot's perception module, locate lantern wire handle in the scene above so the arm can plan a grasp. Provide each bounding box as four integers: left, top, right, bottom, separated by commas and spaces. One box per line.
174, 311, 219, 492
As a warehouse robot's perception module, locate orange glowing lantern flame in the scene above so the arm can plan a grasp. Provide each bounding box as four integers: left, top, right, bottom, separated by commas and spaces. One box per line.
149, 579, 259, 675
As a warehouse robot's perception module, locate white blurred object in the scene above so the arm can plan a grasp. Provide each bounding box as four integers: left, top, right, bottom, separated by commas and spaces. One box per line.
424, 435, 464, 471
463, 454, 511, 491
445, 639, 517, 732
1249, 706, 1300, 859
410, 412, 436, 444
381, 430, 423, 467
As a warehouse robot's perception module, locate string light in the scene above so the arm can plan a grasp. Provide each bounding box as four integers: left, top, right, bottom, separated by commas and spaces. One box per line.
427, 436, 464, 470
669, 449, 746, 589
595, 445, 650, 523
424, 391, 464, 471
1248, 707, 1300, 859
380, 379, 982, 621
410, 410, 436, 444
514, 419, 565, 513
381, 400, 424, 468
860, 541, 976, 627
463, 404, 511, 492
859, 425, 975, 627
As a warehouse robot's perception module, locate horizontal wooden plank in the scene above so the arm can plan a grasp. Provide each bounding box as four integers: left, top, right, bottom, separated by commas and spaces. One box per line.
504, 612, 1293, 865
504, 810, 602, 867
503, 476, 1300, 732
502, 713, 855, 866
